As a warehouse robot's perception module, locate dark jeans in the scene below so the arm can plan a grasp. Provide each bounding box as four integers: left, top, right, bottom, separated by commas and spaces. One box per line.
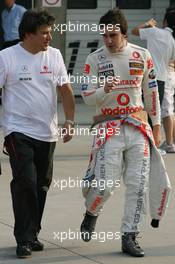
4, 132, 56, 244
1, 39, 20, 49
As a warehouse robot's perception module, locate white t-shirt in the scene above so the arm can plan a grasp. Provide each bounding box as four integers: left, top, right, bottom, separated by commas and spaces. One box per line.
0, 44, 68, 141
139, 27, 175, 81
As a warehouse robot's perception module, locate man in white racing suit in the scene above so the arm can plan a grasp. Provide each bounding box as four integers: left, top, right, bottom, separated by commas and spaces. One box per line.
80, 8, 162, 258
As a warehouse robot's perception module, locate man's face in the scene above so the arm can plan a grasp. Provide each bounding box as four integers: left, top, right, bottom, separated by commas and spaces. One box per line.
5, 0, 15, 9
102, 26, 126, 53
27, 25, 52, 52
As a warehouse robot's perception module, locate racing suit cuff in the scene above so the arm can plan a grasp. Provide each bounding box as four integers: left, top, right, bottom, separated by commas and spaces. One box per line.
151, 118, 161, 126
96, 87, 106, 103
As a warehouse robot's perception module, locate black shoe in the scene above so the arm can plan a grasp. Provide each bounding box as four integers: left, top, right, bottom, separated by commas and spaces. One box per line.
30, 239, 44, 251
151, 219, 159, 228
122, 232, 144, 257
16, 244, 32, 258
80, 211, 98, 242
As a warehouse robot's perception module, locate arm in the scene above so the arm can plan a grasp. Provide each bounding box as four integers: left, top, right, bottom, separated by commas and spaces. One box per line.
142, 51, 161, 147
0, 55, 6, 88
152, 125, 161, 147
19, 5, 27, 16
131, 18, 157, 36
58, 83, 75, 143
55, 50, 75, 142
171, 40, 175, 61
81, 55, 119, 105
81, 55, 106, 105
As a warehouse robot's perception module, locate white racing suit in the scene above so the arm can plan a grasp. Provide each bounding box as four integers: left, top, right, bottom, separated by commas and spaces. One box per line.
81, 43, 171, 233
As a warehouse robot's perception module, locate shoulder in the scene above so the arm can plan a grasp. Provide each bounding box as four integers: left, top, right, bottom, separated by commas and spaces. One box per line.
46, 47, 65, 64
128, 42, 152, 61
0, 46, 16, 65
128, 42, 148, 54
145, 27, 170, 36
15, 4, 26, 12
86, 46, 106, 62
0, 45, 17, 56
47, 46, 63, 57
139, 26, 157, 39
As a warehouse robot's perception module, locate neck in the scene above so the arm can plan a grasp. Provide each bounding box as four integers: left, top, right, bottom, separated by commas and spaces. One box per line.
20, 42, 40, 54
117, 39, 127, 52
110, 39, 127, 53
7, 4, 14, 10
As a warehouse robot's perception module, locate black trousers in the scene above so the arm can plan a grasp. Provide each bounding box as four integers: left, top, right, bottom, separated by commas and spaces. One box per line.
4, 132, 56, 244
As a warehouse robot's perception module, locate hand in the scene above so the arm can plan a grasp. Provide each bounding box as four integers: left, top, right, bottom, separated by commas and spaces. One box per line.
62, 122, 74, 143
104, 77, 119, 93
152, 125, 161, 147
145, 18, 157, 27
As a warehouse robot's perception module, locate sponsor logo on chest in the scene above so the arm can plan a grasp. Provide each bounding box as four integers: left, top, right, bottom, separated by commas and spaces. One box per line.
98, 63, 114, 71
40, 65, 52, 74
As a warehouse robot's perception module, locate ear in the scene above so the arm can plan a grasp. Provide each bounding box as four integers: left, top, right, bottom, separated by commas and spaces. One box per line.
25, 32, 35, 40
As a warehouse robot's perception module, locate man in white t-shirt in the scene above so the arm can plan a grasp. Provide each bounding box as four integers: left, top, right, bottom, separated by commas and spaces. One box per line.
0, 9, 75, 258
132, 7, 175, 152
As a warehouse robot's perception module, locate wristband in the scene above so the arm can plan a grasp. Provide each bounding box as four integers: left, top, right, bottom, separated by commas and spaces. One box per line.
65, 119, 75, 126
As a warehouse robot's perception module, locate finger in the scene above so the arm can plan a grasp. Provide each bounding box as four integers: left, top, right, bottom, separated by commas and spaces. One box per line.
63, 134, 72, 143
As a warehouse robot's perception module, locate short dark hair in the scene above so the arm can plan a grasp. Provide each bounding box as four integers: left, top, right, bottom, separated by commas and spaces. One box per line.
19, 9, 55, 40
99, 8, 128, 36
164, 6, 175, 38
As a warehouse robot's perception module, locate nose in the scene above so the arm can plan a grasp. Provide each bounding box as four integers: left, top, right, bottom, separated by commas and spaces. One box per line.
47, 33, 52, 41
106, 36, 112, 45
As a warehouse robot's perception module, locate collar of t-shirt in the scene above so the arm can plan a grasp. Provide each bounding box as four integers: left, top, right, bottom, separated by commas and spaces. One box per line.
6, 3, 16, 12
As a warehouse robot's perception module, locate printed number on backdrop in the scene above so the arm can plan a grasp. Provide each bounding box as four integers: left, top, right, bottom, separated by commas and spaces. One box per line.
68, 40, 99, 74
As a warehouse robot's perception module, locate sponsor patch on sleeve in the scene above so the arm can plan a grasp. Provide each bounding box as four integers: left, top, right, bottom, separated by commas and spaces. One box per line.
147, 58, 154, 69
151, 91, 157, 115
81, 84, 88, 91
149, 81, 157, 88
84, 64, 90, 74
149, 69, 156, 79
